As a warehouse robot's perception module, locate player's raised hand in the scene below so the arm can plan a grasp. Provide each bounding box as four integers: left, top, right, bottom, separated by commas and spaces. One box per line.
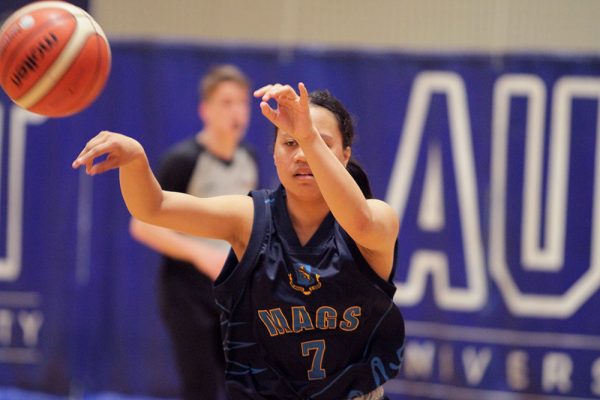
253, 82, 317, 142
72, 131, 145, 175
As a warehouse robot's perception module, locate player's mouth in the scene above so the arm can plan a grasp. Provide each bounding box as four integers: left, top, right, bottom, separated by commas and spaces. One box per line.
294, 170, 314, 180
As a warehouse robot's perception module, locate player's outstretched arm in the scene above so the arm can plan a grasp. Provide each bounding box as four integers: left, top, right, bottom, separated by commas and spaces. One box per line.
72, 131, 253, 256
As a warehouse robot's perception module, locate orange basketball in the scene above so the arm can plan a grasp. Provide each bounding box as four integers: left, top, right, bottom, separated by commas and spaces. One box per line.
0, 1, 111, 117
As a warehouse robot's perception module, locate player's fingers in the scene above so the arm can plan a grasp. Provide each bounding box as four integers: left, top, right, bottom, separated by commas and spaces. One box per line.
74, 145, 99, 167
73, 148, 95, 169
259, 102, 278, 125
73, 131, 109, 167
260, 83, 285, 101
253, 85, 273, 98
271, 85, 298, 102
89, 157, 120, 175
83, 131, 110, 151
73, 147, 93, 168
74, 139, 98, 163
84, 158, 95, 175
74, 141, 113, 169
298, 82, 309, 108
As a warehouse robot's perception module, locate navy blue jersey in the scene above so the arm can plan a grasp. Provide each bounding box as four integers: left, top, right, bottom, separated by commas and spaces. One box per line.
214, 186, 405, 400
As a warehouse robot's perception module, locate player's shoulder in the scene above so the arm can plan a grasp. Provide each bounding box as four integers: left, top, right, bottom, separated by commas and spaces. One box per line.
246, 187, 278, 215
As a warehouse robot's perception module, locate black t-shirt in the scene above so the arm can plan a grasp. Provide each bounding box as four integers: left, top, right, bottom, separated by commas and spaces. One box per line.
156, 136, 258, 283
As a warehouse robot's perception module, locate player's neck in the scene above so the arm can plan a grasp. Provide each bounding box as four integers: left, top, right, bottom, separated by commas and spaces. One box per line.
197, 130, 237, 161
285, 194, 330, 246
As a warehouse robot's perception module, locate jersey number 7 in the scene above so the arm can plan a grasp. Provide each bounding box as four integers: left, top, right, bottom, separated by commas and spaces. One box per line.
301, 339, 326, 380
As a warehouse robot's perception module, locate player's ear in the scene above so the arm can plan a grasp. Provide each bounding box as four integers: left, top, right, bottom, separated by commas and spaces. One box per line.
343, 146, 351, 166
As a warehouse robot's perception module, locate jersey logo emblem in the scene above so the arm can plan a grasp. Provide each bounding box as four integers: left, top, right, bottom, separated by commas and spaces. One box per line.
288, 263, 321, 295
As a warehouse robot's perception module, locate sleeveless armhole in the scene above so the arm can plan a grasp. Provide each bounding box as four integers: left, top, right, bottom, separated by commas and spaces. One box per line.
213, 190, 272, 295
338, 228, 398, 299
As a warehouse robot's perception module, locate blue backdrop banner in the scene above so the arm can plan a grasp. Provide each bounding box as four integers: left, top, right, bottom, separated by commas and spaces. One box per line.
0, 41, 599, 399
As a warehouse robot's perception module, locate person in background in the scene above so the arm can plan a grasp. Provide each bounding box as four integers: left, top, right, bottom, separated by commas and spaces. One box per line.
129, 65, 258, 400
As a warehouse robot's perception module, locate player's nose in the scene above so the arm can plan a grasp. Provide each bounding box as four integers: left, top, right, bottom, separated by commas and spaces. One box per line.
294, 147, 306, 162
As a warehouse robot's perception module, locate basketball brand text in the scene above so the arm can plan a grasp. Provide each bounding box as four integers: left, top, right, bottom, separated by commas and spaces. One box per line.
10, 32, 58, 88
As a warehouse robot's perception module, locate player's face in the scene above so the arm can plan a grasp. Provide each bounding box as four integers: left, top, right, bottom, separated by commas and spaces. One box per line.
273, 105, 351, 200
200, 81, 250, 142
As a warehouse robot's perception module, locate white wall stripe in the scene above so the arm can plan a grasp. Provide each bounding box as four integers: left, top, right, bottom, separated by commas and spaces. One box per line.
385, 380, 592, 400
405, 320, 600, 350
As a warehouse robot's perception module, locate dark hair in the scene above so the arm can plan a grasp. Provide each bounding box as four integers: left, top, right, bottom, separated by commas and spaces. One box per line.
199, 64, 250, 100
308, 90, 373, 199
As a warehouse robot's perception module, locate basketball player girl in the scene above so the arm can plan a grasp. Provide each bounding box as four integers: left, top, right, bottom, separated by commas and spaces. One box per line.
73, 82, 405, 400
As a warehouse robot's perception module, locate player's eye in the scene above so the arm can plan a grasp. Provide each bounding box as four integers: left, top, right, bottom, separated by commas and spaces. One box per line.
284, 139, 297, 147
